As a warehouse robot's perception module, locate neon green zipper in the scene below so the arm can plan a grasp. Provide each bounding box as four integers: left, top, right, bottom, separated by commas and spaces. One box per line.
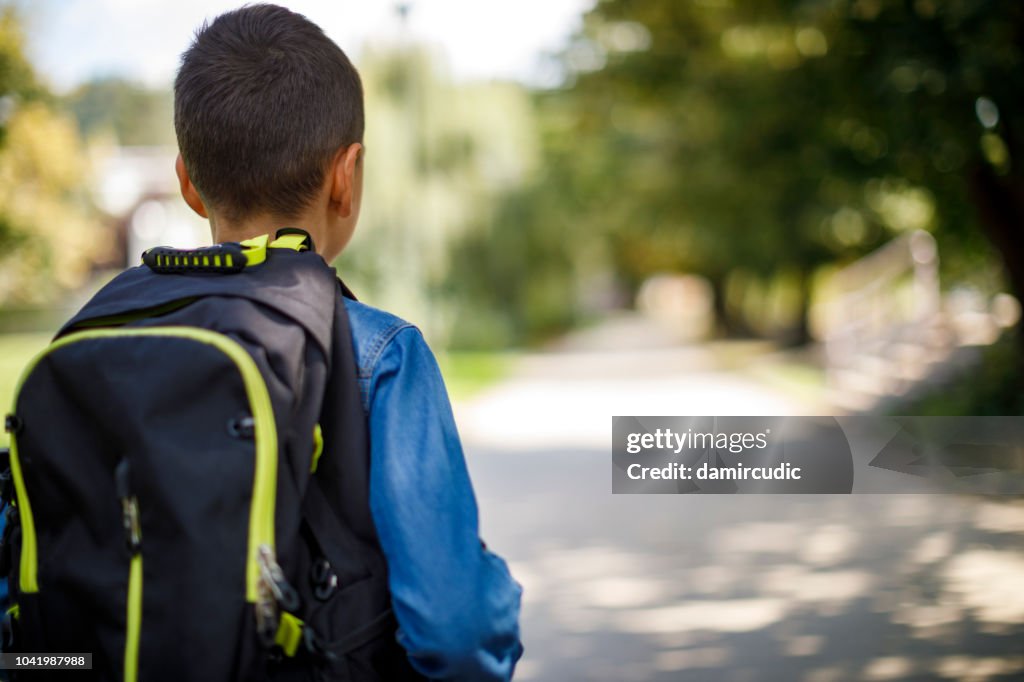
8, 326, 278, 602
6, 431, 37, 593
125, 553, 142, 682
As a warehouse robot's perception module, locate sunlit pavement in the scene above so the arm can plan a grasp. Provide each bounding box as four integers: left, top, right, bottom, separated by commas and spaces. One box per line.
455, 339, 1024, 682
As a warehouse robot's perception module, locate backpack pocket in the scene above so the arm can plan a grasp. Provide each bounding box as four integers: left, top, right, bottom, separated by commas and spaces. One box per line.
275, 480, 423, 681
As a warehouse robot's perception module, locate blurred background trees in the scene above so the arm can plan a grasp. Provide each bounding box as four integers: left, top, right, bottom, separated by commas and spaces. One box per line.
64, 77, 175, 147
448, 0, 1022, 350
0, 6, 101, 307
0, 0, 1021, 405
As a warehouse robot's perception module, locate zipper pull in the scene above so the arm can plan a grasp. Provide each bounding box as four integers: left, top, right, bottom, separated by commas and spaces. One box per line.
257, 545, 299, 611
115, 459, 141, 553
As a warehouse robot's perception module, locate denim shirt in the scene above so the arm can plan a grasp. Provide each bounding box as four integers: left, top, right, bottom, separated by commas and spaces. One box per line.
345, 298, 524, 681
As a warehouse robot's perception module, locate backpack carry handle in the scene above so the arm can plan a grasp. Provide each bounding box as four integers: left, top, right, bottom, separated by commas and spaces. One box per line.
143, 242, 248, 274
142, 229, 315, 275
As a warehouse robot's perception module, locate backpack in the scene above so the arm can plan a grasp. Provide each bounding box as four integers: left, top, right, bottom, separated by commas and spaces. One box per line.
0, 229, 423, 681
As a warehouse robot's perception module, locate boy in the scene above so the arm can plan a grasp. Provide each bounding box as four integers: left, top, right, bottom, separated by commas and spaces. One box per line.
173, 4, 523, 680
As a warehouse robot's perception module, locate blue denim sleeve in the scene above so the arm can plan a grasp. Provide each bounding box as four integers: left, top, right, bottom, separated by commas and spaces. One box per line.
366, 327, 523, 681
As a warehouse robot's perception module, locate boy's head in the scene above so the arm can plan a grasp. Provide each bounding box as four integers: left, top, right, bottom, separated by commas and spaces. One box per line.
174, 4, 364, 260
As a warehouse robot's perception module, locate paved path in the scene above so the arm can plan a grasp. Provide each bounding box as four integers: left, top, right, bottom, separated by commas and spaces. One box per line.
453, 330, 1024, 682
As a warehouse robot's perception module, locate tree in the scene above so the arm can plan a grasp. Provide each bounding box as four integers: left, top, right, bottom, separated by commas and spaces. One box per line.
63, 77, 175, 146
461, 0, 1022, 346
0, 6, 103, 304
834, 0, 1024, 314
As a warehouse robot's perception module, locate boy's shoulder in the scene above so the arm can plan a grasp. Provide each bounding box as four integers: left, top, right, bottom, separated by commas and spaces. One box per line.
342, 297, 422, 377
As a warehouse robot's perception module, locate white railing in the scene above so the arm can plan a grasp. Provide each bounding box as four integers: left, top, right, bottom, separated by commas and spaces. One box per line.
817, 231, 956, 411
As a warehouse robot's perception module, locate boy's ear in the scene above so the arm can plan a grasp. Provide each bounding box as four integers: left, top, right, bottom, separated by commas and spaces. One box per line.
329, 143, 363, 218
175, 154, 208, 219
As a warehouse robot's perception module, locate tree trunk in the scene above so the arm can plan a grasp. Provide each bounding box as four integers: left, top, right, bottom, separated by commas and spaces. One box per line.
708, 273, 755, 339
780, 268, 813, 348
968, 164, 1024, 319
967, 162, 1024, 377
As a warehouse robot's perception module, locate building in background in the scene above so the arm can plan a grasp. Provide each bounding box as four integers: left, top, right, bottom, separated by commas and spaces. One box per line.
92, 146, 209, 269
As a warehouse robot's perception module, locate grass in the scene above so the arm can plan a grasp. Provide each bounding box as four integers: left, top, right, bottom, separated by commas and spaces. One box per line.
436, 351, 516, 402
0, 332, 53, 446
747, 357, 828, 406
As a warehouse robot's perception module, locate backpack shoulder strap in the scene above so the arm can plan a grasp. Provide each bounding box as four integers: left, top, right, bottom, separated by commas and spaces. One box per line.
308, 280, 377, 546
263, 280, 422, 678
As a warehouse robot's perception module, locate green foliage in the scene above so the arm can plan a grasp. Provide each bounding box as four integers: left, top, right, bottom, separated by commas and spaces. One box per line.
448, 0, 1024, 347
337, 47, 539, 344
0, 5, 37, 168
445, 178, 583, 348
0, 6, 39, 108
436, 351, 515, 401
895, 332, 1024, 416
0, 100, 105, 303
568, 0, 997, 277
62, 77, 175, 146
0, 7, 104, 304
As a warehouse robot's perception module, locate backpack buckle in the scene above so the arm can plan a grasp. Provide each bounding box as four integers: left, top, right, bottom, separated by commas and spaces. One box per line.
302, 624, 337, 663
272, 228, 315, 253
311, 558, 337, 601
4, 415, 22, 435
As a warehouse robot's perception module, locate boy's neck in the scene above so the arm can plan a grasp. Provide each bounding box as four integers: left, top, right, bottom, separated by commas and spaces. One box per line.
211, 213, 325, 253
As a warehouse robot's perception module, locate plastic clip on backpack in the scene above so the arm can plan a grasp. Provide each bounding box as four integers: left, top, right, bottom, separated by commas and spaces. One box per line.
0, 228, 416, 681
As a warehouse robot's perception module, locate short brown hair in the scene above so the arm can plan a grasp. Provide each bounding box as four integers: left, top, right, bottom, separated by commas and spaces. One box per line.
174, 4, 364, 222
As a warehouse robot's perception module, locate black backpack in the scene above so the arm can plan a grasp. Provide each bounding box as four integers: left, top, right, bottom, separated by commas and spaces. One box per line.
0, 230, 423, 681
